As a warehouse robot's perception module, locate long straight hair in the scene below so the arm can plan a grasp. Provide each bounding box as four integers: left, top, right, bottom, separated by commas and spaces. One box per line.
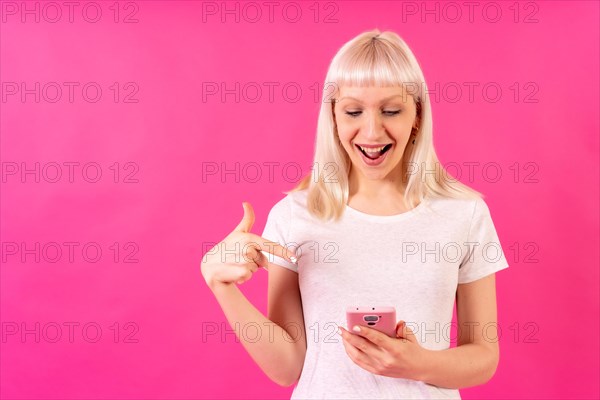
286, 29, 483, 221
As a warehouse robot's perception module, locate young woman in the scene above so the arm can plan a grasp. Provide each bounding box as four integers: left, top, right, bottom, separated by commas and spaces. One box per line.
201, 29, 509, 399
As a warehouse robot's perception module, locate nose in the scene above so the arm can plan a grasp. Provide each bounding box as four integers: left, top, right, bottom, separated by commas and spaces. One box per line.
364, 111, 385, 139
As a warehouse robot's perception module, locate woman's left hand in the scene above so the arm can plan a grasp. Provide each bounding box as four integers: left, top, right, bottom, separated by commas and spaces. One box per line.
338, 320, 428, 381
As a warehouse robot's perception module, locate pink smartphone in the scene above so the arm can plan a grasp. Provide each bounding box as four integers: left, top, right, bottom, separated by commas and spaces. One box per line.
346, 306, 397, 337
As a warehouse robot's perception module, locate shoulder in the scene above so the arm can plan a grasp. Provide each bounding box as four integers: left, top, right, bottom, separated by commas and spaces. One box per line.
266, 188, 309, 217
427, 195, 502, 235
421, 195, 497, 232
277, 188, 309, 211
421, 195, 498, 242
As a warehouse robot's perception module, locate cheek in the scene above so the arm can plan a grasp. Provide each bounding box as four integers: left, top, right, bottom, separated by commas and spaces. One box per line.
336, 121, 354, 139
335, 120, 348, 136
336, 126, 356, 148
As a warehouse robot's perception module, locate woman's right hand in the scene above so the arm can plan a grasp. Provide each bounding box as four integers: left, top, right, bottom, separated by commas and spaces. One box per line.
201, 202, 297, 289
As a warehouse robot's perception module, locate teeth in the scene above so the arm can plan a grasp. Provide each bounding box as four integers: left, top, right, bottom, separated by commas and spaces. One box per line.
359, 145, 387, 153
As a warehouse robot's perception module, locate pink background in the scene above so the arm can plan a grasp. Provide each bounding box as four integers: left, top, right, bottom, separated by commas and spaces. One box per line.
1, 1, 598, 399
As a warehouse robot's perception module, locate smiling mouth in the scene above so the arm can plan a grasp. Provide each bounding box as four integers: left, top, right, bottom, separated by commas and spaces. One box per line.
355, 144, 393, 160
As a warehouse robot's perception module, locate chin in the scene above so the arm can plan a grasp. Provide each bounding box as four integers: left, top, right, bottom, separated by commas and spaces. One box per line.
356, 166, 392, 180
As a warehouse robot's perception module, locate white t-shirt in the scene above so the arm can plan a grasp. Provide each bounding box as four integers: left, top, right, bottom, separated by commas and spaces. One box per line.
260, 188, 509, 400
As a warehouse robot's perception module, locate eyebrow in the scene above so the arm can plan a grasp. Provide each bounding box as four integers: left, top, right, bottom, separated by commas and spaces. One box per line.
336, 94, 407, 104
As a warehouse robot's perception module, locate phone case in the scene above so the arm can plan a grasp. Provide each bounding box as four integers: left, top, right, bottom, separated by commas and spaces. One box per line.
346, 306, 397, 337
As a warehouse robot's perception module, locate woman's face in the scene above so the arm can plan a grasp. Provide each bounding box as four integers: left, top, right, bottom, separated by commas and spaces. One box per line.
333, 85, 419, 182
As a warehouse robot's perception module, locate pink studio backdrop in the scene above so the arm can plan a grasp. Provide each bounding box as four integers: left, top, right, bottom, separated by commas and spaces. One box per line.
1, 1, 598, 399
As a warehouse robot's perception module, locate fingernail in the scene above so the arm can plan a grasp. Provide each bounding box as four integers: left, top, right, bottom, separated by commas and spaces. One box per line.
337, 327, 342, 335
353, 325, 361, 332
290, 256, 298, 263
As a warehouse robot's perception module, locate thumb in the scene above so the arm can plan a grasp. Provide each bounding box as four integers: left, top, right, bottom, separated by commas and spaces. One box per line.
233, 202, 255, 233
395, 320, 418, 343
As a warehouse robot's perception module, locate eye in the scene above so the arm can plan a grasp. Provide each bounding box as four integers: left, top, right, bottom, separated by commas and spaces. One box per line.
344, 110, 401, 118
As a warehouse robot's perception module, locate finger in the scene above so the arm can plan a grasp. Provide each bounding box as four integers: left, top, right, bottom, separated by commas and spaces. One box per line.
344, 326, 383, 356
254, 251, 272, 271
396, 320, 418, 343
242, 247, 261, 265
236, 269, 254, 285
238, 259, 259, 283
246, 259, 259, 273
339, 327, 366, 355
245, 234, 298, 263
339, 328, 379, 374
254, 251, 296, 273
351, 325, 393, 351
395, 321, 403, 337
233, 202, 255, 233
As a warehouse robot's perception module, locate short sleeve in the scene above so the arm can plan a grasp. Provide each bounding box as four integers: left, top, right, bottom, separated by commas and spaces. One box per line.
260, 196, 299, 274
458, 198, 509, 284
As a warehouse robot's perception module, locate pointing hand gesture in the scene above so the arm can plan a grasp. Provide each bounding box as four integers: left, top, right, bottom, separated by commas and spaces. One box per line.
201, 202, 297, 288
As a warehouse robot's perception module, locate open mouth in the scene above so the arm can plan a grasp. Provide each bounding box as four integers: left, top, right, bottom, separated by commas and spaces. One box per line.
355, 144, 393, 160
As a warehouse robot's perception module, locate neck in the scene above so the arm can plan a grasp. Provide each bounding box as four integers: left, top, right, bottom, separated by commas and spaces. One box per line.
347, 165, 408, 200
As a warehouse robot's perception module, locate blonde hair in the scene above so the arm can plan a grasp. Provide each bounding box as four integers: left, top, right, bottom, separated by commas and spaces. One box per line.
286, 29, 483, 221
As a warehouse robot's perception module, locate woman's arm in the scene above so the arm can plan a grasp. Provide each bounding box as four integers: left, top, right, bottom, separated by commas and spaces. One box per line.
209, 280, 306, 387
417, 273, 500, 388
